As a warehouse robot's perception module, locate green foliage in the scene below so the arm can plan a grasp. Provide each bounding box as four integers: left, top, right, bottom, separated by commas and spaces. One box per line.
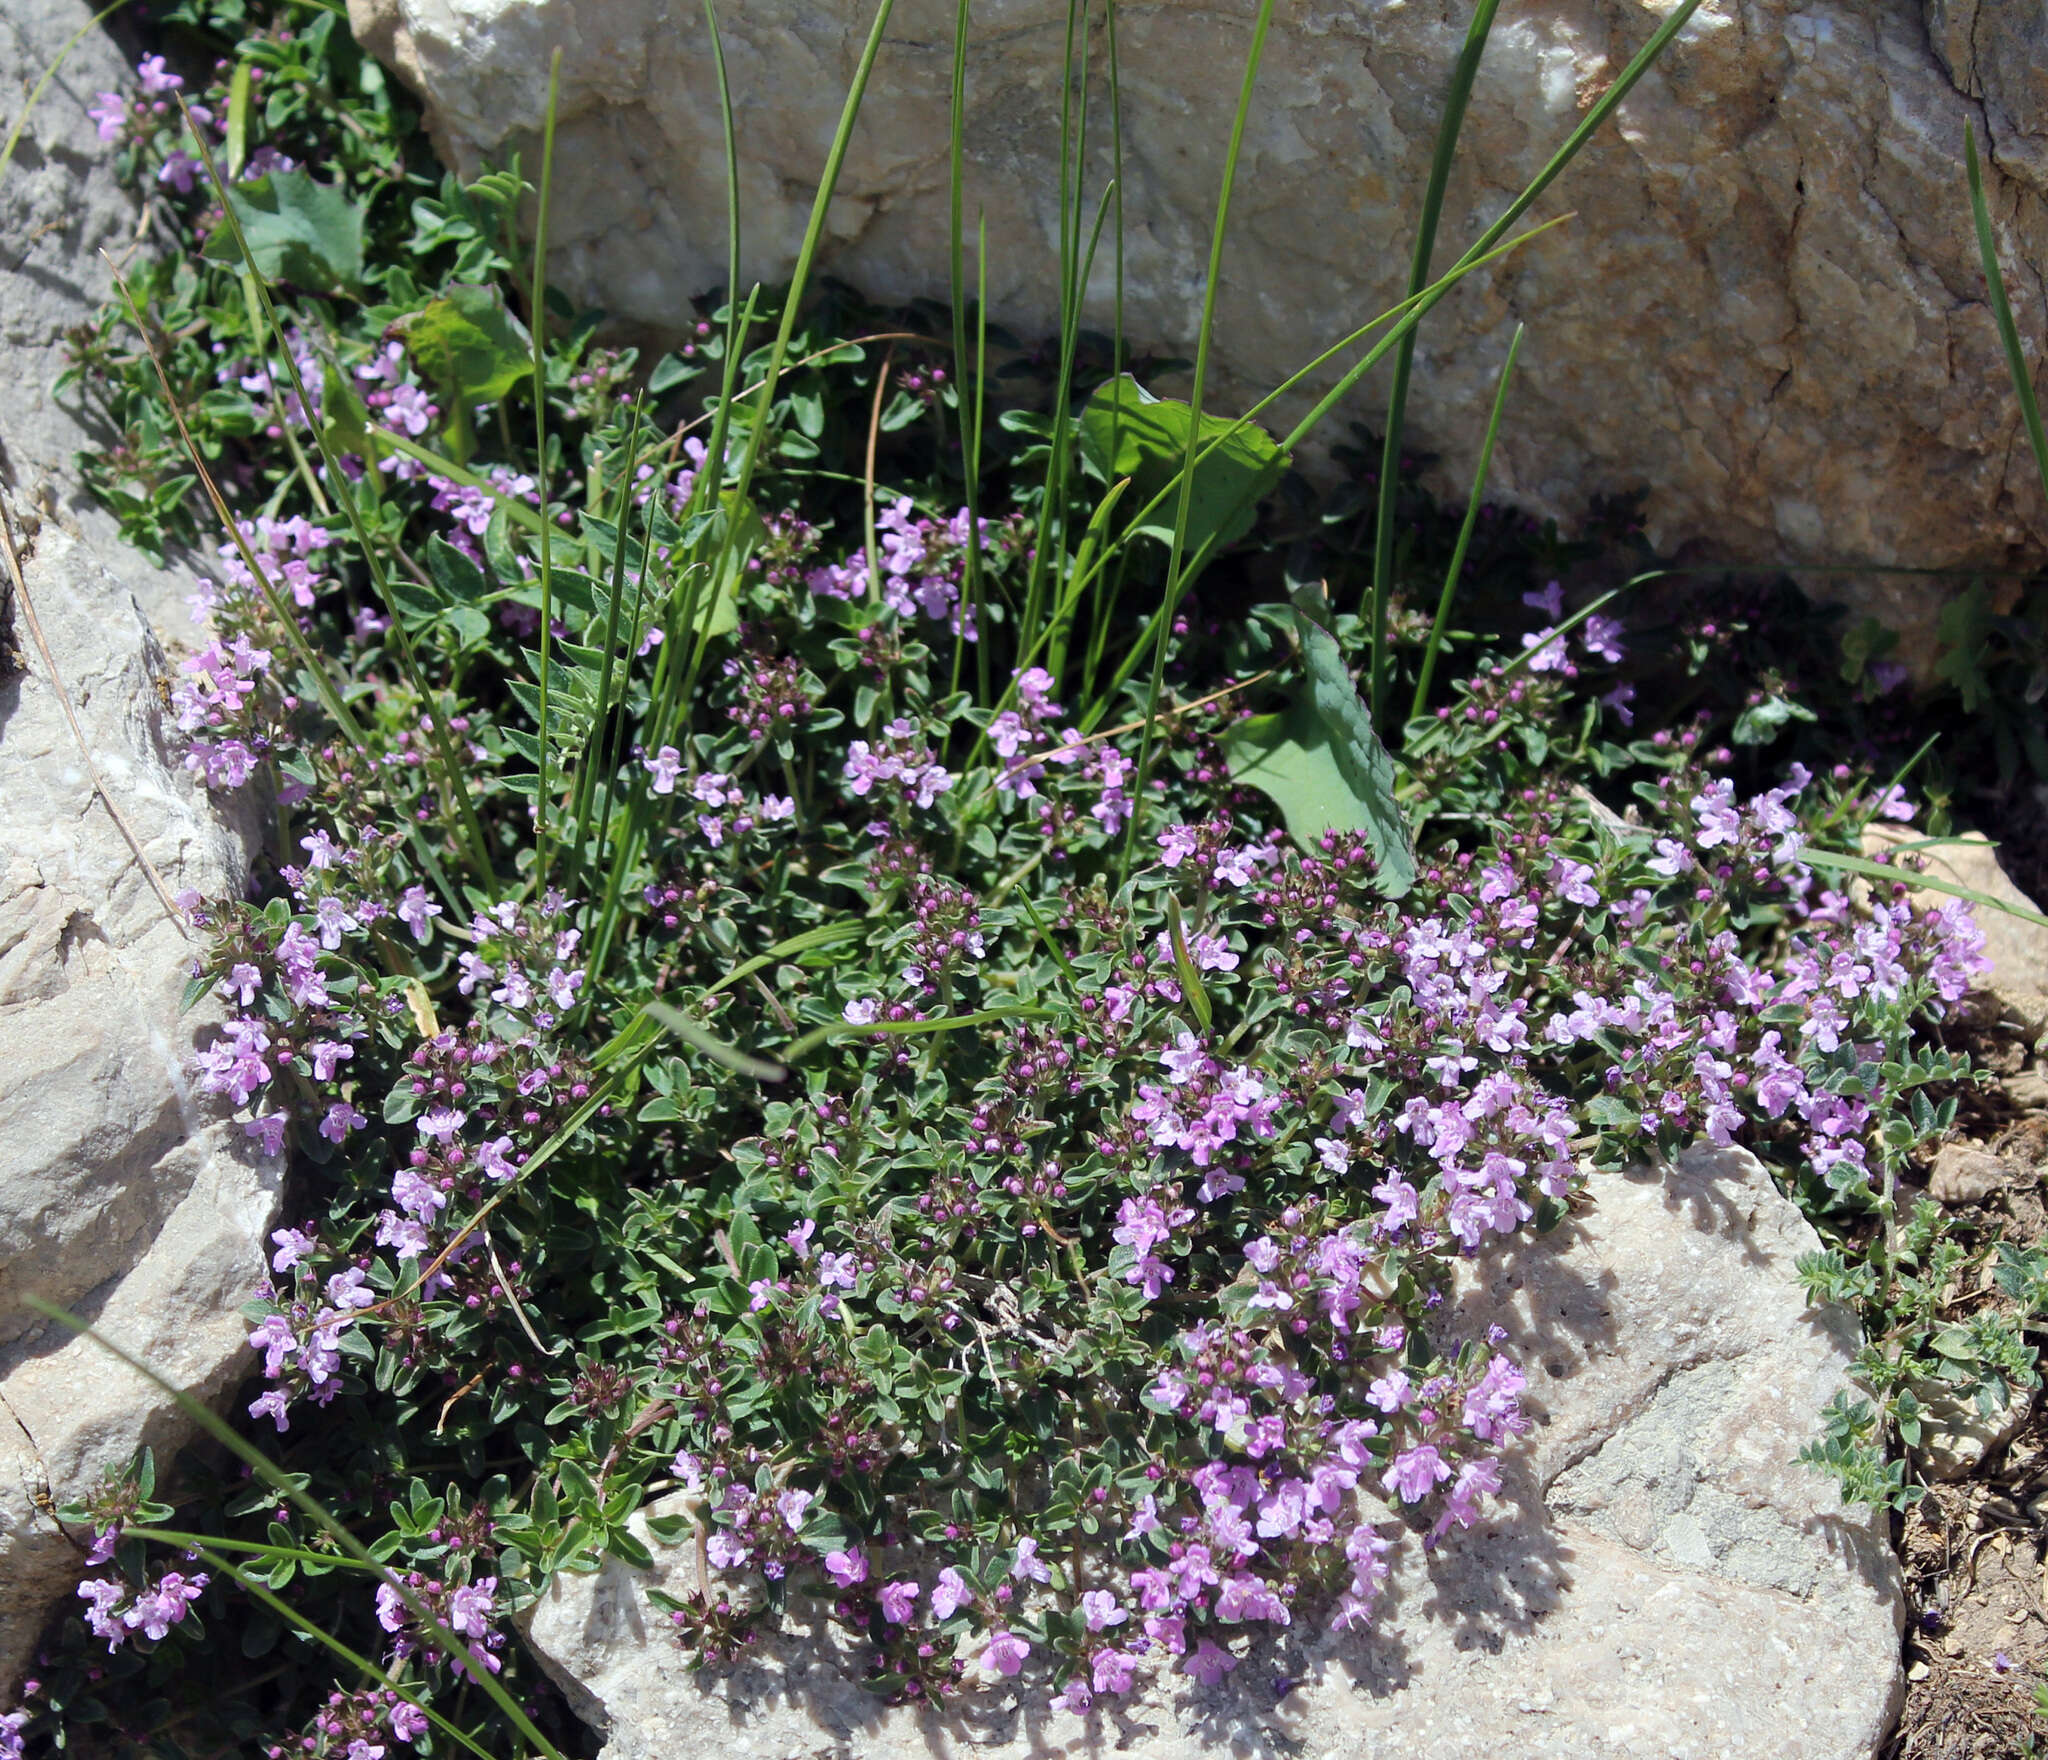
200, 167, 366, 296
403, 284, 533, 404
1076, 373, 1287, 559
1288, 608, 1416, 895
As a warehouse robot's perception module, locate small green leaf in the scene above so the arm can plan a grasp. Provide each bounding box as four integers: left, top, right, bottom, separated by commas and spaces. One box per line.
1732, 693, 1818, 746
1077, 374, 1287, 558
200, 169, 365, 296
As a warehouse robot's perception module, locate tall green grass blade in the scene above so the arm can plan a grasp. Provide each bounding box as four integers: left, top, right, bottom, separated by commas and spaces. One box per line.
1079, 0, 1697, 698
1367, 0, 1502, 727
718, 0, 898, 593
185, 1546, 506, 1760
645, 997, 789, 1082
1802, 847, 2048, 931
23, 1298, 567, 1760
1116, 0, 1276, 885
1966, 122, 2048, 511
1073, 215, 1569, 734
781, 1004, 1052, 1065
947, 0, 990, 704
561, 397, 648, 899
1495, 568, 1667, 680
1018, 0, 1096, 672
1165, 896, 1213, 1029
531, 49, 564, 887
1281, 0, 1701, 459
1413, 320, 1522, 719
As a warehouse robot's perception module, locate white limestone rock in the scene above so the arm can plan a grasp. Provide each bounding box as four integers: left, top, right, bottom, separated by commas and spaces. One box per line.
0, 0, 278, 1685
349, 0, 2048, 655
521, 1146, 1903, 1760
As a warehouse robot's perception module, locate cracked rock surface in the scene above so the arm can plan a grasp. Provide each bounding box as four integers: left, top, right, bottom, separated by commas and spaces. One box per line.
522, 1146, 1903, 1760
0, 0, 277, 1686
351, 0, 2048, 651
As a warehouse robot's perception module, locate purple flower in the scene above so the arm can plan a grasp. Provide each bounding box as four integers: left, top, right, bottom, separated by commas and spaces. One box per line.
417, 1106, 467, 1142
320, 1101, 367, 1143
396, 886, 442, 943
243, 1113, 288, 1157
1182, 1638, 1237, 1686
306, 1039, 353, 1081
975, 1630, 1030, 1679
823, 1547, 868, 1588
930, 1567, 970, 1619
1382, 1443, 1452, 1504
446, 1576, 496, 1640
1090, 1648, 1136, 1695
89, 92, 128, 140
136, 55, 184, 94
1080, 1590, 1126, 1631
643, 745, 683, 794
1011, 1536, 1052, 1583
1580, 613, 1627, 663
248, 1388, 291, 1432
878, 1579, 920, 1622
157, 152, 202, 194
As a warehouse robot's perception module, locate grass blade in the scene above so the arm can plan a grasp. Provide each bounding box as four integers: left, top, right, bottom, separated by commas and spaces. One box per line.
1368, 0, 1503, 727
1412, 320, 1523, 719
531, 49, 564, 886
1966, 122, 2048, 511
645, 997, 790, 1082
781, 1004, 1052, 1065
947, 0, 991, 703
1803, 846, 2048, 931
1118, 0, 1280, 885
1, 0, 137, 186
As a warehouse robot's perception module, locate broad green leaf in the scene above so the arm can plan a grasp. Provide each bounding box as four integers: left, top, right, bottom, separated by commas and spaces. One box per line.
200, 169, 365, 296
401, 284, 533, 407
1077, 374, 1287, 557
1218, 704, 1371, 847
1289, 609, 1416, 896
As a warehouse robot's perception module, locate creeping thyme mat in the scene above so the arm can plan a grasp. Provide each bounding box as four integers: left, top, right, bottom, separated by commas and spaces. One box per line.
16, 4, 2048, 1757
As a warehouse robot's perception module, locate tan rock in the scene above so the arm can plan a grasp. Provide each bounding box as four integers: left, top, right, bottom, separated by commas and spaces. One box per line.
350, 0, 2048, 657
1911, 1378, 2032, 1483
1928, 1143, 2010, 1206
1863, 826, 2048, 1047
521, 1147, 1902, 1760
